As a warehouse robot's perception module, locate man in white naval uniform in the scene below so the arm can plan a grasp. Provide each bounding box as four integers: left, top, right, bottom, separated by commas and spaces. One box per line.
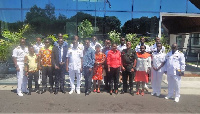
70, 35, 84, 50
90, 36, 103, 51
165, 43, 185, 103
150, 37, 165, 53
66, 40, 83, 94
12, 38, 29, 96
33, 37, 45, 55
151, 42, 166, 97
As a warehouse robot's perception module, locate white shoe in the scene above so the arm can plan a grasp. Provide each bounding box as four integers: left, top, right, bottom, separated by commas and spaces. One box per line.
17, 92, 23, 96
77, 90, 80, 94
165, 95, 173, 99
174, 97, 179, 102
151, 92, 155, 96
69, 90, 74, 94
144, 84, 149, 89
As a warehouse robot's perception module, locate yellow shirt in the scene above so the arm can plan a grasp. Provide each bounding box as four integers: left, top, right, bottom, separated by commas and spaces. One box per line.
27, 54, 38, 71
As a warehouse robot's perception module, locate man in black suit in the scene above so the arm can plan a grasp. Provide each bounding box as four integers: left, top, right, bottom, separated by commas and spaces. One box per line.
52, 38, 68, 94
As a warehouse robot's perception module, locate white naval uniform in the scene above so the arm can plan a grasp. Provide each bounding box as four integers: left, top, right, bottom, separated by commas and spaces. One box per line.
66, 47, 83, 92
70, 42, 84, 79
12, 46, 29, 94
90, 42, 103, 51
150, 43, 165, 53
33, 43, 45, 54
70, 42, 84, 50
151, 51, 166, 95
117, 44, 126, 52
135, 43, 151, 52
165, 50, 185, 98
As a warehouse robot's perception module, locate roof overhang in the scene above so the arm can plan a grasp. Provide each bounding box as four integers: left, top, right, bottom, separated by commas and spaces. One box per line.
189, 0, 200, 9
160, 13, 200, 34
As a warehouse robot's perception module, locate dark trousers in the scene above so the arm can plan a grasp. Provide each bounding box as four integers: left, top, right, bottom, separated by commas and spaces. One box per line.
55, 64, 66, 91
83, 66, 93, 92
122, 70, 134, 92
42, 66, 53, 89
110, 67, 120, 91
28, 71, 39, 90
104, 67, 110, 90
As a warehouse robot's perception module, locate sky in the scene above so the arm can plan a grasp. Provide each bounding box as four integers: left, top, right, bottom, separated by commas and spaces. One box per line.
0, 0, 199, 26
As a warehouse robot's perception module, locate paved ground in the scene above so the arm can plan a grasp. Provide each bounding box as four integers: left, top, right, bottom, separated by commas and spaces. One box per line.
0, 90, 200, 113
0, 63, 200, 113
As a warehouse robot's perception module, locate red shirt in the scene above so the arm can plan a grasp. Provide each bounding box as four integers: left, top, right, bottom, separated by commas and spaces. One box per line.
107, 50, 121, 68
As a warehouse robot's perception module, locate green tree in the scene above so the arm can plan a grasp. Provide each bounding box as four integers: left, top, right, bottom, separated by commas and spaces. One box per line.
78, 19, 94, 39
108, 30, 121, 44
1, 24, 30, 61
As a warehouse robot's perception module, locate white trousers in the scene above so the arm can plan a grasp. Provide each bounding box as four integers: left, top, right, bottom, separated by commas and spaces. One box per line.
17, 65, 28, 93
151, 70, 163, 94
167, 75, 181, 98
69, 70, 81, 91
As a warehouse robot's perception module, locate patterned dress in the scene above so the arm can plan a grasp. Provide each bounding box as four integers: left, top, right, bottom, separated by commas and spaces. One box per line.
39, 46, 52, 67
92, 52, 106, 80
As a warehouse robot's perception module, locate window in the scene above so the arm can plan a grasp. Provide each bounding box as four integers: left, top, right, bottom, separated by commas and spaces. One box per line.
22, 0, 49, 9
50, 0, 76, 10
133, 0, 160, 12
105, 0, 132, 11
0, 0, 21, 9
161, 0, 187, 13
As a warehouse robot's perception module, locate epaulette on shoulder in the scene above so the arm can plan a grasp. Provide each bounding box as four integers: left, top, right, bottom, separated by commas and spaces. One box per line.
16, 46, 21, 49
178, 50, 182, 53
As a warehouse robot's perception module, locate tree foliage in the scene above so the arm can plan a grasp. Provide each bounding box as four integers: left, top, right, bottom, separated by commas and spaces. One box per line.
108, 30, 121, 44
78, 19, 94, 39
0, 24, 30, 61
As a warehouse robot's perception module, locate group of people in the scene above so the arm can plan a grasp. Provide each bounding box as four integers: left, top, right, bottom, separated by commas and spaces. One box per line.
12, 34, 185, 103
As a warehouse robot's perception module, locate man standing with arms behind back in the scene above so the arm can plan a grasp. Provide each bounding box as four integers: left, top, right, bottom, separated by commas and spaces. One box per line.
121, 41, 137, 96
52, 38, 68, 94
12, 38, 29, 96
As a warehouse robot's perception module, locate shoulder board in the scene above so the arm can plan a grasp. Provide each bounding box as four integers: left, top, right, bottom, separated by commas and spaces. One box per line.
178, 50, 182, 53
16, 46, 21, 49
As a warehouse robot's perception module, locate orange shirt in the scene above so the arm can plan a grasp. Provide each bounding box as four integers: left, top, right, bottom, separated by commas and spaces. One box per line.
107, 50, 121, 68
39, 46, 52, 66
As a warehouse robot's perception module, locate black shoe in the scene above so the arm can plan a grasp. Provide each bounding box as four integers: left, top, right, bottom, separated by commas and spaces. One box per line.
85, 91, 90, 96
54, 89, 58, 95
41, 89, 46, 94
61, 90, 66, 94
130, 90, 134, 96
49, 88, 53, 94
36, 89, 40, 94
121, 89, 127, 94
27, 92, 31, 95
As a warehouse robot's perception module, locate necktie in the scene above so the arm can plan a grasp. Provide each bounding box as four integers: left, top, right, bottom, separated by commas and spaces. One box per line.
59, 46, 62, 62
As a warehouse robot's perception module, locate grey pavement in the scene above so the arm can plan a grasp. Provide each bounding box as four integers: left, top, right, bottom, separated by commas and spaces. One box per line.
0, 64, 200, 113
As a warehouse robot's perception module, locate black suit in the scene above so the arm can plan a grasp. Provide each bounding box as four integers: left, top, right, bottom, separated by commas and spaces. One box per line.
52, 44, 68, 91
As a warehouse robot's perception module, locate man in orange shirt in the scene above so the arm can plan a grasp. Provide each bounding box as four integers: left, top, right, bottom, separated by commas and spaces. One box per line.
39, 38, 54, 94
